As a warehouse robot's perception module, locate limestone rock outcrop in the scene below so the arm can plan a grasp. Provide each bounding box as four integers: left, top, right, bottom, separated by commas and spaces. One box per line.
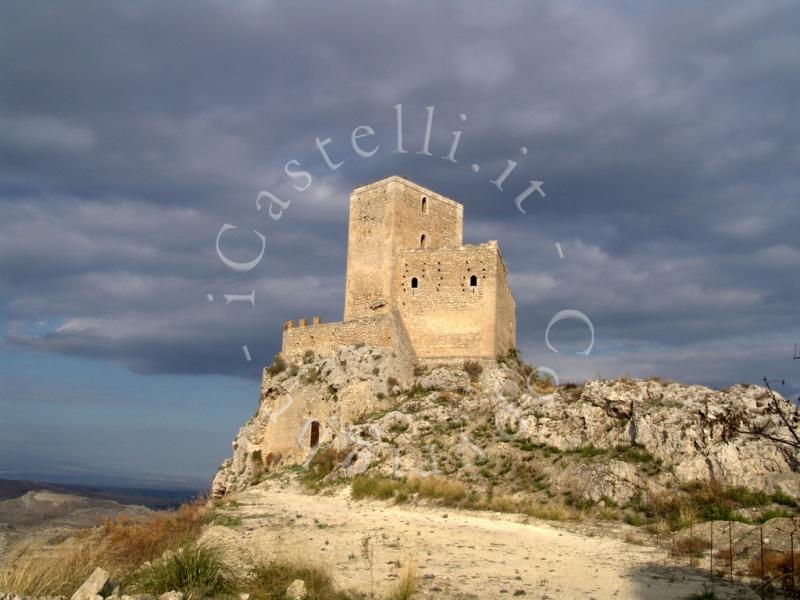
212, 345, 412, 496
214, 345, 799, 505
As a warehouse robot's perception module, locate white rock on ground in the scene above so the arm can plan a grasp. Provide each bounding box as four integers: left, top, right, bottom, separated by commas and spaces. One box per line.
286, 579, 307, 600
71, 568, 109, 600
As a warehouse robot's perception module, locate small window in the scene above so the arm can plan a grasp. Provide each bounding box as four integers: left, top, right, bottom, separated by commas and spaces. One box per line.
420, 234, 426, 248
411, 277, 418, 289
470, 275, 478, 287
421, 197, 427, 214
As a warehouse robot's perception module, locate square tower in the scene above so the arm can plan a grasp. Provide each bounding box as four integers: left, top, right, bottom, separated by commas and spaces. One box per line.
343, 176, 463, 321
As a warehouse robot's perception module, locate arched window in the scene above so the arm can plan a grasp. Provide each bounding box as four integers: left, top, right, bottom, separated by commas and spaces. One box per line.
420, 234, 426, 248
470, 275, 478, 287
411, 277, 418, 289
310, 421, 320, 447
421, 197, 427, 214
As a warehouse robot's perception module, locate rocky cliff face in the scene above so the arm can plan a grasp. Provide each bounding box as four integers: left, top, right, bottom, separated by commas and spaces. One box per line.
213, 346, 799, 505
212, 345, 412, 497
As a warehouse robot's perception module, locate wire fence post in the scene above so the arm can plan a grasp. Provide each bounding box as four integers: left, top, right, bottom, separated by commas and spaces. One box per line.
791, 530, 796, 600
728, 520, 733, 584
690, 513, 694, 568
760, 526, 765, 596
710, 520, 714, 580
671, 530, 675, 565
655, 521, 660, 552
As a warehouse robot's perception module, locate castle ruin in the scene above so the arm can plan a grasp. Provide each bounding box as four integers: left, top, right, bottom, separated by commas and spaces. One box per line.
282, 175, 516, 363
224, 176, 519, 470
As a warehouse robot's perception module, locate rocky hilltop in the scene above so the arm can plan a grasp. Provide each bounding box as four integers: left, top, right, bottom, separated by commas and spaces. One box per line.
214, 347, 799, 509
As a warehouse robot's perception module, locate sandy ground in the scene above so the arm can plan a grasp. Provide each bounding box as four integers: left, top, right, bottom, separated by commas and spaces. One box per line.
203, 482, 754, 600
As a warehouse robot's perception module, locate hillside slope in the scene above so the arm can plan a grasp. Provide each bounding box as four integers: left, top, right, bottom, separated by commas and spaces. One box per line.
215, 347, 799, 509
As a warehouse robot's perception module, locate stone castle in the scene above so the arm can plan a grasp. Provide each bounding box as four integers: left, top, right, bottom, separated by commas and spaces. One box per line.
282, 175, 516, 364
212, 176, 518, 479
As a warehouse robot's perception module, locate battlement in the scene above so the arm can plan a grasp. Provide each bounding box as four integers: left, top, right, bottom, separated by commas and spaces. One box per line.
283, 316, 322, 331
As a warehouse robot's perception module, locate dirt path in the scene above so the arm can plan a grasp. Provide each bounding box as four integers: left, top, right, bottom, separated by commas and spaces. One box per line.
202, 482, 752, 599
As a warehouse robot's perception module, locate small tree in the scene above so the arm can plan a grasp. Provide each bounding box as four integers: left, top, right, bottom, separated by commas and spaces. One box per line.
719, 378, 800, 471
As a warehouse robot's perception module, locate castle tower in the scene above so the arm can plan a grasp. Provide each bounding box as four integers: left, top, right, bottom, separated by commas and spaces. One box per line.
282, 175, 515, 363
343, 176, 464, 321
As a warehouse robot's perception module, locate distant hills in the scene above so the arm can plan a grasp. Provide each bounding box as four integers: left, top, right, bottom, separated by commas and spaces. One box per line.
0, 477, 205, 509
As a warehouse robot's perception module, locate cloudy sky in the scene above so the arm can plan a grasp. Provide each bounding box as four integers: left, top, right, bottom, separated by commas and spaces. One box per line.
1, 1, 798, 484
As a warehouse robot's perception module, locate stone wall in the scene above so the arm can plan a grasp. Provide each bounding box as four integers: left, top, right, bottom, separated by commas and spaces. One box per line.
287, 177, 516, 363
282, 315, 395, 359
494, 248, 516, 356
396, 241, 511, 360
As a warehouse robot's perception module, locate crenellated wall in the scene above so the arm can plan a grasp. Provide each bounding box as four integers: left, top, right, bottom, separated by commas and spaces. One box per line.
282, 315, 395, 359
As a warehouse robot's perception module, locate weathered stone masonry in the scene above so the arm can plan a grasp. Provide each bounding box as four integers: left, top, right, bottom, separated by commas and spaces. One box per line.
282, 175, 516, 363
211, 176, 519, 475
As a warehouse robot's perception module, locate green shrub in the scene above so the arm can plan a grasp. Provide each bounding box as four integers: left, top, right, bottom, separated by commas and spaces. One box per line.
265, 354, 287, 376
300, 366, 321, 384
407, 384, 431, 397
612, 444, 657, 464
771, 490, 798, 507
213, 514, 242, 527
247, 560, 355, 600
624, 513, 646, 526
722, 485, 770, 507
388, 422, 409, 434
496, 348, 520, 367
127, 544, 233, 597
303, 446, 345, 484
754, 508, 793, 524
302, 349, 315, 364
568, 445, 607, 458
700, 502, 735, 522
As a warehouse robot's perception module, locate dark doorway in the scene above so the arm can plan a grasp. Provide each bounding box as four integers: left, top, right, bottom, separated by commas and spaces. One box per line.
470, 275, 478, 287
411, 277, 418, 289
310, 421, 320, 447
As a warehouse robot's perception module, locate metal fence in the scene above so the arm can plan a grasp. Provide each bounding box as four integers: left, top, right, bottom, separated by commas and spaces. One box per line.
663, 518, 798, 598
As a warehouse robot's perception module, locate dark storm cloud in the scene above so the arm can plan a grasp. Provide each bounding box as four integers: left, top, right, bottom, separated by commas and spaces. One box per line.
1, 1, 798, 396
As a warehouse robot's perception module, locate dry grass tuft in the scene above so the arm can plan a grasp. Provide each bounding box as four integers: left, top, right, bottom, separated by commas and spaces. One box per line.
486, 494, 518, 513
673, 535, 711, 558
462, 360, 483, 382
0, 537, 106, 597
101, 498, 207, 567
386, 559, 419, 600
522, 501, 584, 522
0, 498, 209, 597
748, 549, 800, 586
414, 476, 467, 504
